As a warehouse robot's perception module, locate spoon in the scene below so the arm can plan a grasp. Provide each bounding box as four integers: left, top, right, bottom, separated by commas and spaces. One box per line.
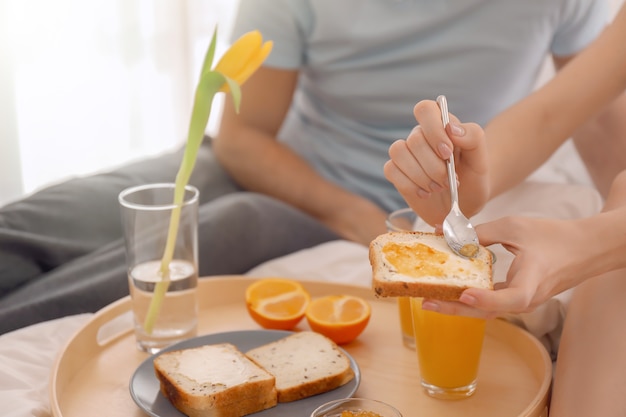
436, 95, 479, 258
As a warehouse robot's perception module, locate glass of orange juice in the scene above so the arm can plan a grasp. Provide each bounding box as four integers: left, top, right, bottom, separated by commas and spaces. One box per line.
396, 296, 414, 349
410, 297, 486, 399
386, 208, 432, 349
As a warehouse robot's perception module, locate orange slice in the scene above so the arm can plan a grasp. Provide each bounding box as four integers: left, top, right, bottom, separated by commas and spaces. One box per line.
245, 278, 311, 330
305, 295, 371, 345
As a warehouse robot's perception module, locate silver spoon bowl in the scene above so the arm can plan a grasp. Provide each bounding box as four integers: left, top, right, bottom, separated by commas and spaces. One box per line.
436, 95, 479, 258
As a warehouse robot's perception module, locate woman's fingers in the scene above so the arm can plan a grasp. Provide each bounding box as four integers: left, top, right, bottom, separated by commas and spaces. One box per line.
405, 127, 448, 190
413, 100, 454, 158
460, 286, 535, 314
420, 298, 500, 320
475, 217, 520, 247
421, 283, 537, 319
385, 139, 433, 197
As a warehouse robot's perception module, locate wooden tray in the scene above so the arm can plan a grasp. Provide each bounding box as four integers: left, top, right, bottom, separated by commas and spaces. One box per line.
50, 276, 551, 417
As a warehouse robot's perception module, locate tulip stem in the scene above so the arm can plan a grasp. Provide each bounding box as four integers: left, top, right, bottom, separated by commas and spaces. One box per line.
142, 31, 220, 334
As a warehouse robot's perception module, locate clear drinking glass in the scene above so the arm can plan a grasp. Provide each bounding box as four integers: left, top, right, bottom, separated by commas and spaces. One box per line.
310, 398, 402, 417
119, 183, 199, 354
385, 207, 432, 350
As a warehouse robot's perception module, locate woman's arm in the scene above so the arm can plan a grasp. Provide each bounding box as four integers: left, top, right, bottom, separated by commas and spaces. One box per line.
421, 169, 626, 318
486, 5, 626, 198
385, 5, 626, 226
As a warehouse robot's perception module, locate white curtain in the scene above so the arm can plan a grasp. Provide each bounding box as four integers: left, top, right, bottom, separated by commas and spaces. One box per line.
0, 0, 239, 206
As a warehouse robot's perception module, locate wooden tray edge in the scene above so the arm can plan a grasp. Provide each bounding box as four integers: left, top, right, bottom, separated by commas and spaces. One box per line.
49, 276, 552, 417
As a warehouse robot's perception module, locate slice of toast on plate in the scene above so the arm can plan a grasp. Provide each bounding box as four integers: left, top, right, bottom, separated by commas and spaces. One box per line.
153, 343, 277, 417
245, 331, 355, 402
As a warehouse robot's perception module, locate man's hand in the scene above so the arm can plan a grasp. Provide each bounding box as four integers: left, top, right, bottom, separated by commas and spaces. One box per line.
214, 66, 388, 246
319, 197, 389, 246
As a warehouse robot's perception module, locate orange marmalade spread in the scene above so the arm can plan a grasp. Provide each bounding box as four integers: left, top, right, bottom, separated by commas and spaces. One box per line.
340, 411, 384, 417
459, 243, 479, 258
382, 242, 448, 277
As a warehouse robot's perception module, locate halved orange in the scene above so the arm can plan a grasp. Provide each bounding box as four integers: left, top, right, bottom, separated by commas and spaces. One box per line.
305, 295, 371, 345
245, 278, 311, 330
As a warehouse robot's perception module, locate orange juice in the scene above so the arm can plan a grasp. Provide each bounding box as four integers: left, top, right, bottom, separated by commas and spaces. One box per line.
410, 297, 486, 398
398, 297, 415, 349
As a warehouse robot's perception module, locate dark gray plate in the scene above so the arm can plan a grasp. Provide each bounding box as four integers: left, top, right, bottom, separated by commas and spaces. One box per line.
129, 330, 361, 417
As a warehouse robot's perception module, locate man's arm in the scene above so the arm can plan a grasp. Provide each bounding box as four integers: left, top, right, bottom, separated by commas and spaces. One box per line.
213, 66, 388, 245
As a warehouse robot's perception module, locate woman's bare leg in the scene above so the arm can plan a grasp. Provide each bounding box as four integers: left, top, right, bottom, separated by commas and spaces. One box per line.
550, 269, 626, 416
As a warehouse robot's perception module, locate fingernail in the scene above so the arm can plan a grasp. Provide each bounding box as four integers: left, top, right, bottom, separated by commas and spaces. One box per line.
417, 188, 431, 199
450, 122, 465, 136
429, 181, 443, 192
460, 294, 476, 305
422, 301, 439, 312
437, 143, 452, 159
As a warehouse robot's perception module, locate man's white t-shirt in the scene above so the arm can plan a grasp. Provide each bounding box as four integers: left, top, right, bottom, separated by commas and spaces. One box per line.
231, 0, 608, 212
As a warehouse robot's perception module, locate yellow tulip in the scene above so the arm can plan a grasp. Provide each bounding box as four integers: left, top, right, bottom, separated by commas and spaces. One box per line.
144, 29, 271, 334
214, 30, 273, 92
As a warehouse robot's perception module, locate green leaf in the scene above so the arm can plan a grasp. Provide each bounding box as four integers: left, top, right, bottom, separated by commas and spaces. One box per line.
200, 27, 218, 78
223, 75, 242, 113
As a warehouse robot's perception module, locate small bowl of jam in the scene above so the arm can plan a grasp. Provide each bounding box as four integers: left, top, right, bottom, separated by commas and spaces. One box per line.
310, 398, 402, 417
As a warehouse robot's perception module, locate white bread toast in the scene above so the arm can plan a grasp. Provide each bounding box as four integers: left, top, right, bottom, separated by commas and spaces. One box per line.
245, 331, 355, 403
369, 231, 493, 301
153, 343, 277, 417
